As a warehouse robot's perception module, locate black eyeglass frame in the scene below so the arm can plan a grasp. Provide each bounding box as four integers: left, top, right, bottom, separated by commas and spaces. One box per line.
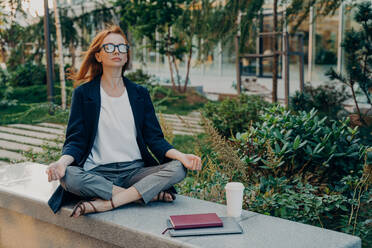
100, 43, 130, 54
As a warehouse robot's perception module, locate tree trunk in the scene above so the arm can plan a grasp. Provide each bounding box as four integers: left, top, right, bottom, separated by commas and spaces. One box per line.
350, 82, 366, 125
272, 0, 278, 103
53, 0, 66, 110
183, 42, 193, 93
166, 27, 176, 90
171, 54, 181, 92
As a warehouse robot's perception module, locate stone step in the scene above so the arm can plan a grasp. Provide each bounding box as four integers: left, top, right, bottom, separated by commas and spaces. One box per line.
0, 149, 25, 161
0, 140, 43, 153
0, 133, 61, 148
0, 126, 60, 141
170, 127, 203, 134
163, 114, 200, 124
36, 122, 66, 130
163, 118, 202, 126
173, 130, 197, 136
0, 161, 10, 166
7, 124, 65, 136
164, 122, 203, 132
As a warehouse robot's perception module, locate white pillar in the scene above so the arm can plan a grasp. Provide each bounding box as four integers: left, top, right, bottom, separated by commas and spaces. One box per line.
201, 38, 205, 76
155, 30, 160, 71
142, 37, 147, 65
337, 3, 345, 73
307, 7, 316, 83
218, 41, 223, 76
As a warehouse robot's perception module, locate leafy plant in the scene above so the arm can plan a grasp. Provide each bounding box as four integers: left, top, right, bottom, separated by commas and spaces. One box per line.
8, 61, 46, 87
233, 105, 366, 184
290, 83, 350, 121
0, 83, 17, 108
202, 94, 271, 138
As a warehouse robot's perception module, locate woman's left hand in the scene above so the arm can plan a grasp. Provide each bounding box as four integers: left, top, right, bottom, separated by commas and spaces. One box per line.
179, 154, 202, 171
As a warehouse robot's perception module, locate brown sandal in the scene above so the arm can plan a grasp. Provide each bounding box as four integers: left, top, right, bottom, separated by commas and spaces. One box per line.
70, 200, 97, 217
110, 198, 115, 209
155, 190, 176, 202
70, 198, 115, 217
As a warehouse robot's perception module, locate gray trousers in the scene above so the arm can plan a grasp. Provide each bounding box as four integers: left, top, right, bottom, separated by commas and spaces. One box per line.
59, 159, 187, 204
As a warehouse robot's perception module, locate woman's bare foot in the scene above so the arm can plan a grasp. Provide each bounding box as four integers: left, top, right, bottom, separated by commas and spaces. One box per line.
134, 191, 174, 204
70, 198, 113, 218
151, 191, 174, 202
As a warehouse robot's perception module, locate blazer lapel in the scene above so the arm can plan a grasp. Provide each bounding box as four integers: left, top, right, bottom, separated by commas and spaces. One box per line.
84, 75, 101, 144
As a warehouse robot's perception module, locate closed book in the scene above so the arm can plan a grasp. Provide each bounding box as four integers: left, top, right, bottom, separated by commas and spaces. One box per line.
170, 213, 223, 230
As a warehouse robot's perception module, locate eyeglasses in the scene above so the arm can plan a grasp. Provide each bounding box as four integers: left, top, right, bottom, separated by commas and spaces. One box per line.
100, 43, 130, 54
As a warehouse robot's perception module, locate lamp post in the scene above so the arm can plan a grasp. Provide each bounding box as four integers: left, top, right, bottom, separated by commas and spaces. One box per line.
44, 0, 54, 114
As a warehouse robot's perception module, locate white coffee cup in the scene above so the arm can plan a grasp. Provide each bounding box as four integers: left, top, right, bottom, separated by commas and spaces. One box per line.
224, 182, 245, 217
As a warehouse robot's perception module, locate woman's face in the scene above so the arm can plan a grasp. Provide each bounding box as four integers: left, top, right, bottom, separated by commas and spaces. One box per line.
95, 33, 128, 68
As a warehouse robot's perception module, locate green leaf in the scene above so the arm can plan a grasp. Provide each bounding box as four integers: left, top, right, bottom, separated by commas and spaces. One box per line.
293, 135, 300, 150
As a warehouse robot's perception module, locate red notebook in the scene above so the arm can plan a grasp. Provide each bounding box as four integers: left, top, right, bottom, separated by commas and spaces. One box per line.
162, 213, 223, 234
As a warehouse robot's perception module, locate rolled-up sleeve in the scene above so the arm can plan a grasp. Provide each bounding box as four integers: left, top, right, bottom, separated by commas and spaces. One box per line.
61, 88, 87, 164
141, 87, 174, 164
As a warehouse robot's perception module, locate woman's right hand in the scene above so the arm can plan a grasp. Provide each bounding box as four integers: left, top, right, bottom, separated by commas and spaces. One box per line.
45, 155, 74, 182
46, 161, 67, 182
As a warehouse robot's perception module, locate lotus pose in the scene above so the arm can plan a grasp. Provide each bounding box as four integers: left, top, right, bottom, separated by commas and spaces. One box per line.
45, 25, 201, 217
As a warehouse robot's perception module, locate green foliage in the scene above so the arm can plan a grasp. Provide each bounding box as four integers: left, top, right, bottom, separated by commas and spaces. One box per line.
0, 103, 69, 125
246, 176, 351, 224
174, 108, 371, 247
202, 94, 271, 138
0, 67, 8, 87
125, 69, 153, 86
245, 175, 371, 247
233, 105, 366, 184
290, 83, 350, 121
8, 62, 46, 87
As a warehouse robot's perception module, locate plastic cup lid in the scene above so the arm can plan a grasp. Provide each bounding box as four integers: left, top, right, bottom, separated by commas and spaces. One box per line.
224, 182, 244, 190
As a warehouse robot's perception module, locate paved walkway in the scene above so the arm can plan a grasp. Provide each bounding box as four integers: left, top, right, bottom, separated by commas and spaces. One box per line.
0, 113, 203, 165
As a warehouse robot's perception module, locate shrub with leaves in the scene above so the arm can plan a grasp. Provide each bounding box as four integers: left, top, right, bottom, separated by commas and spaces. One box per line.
9, 61, 46, 87
202, 94, 271, 138
290, 83, 350, 121
233, 105, 366, 184
245, 174, 371, 247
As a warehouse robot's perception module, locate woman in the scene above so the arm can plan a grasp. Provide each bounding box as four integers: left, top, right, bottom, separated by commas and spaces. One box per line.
45, 25, 202, 218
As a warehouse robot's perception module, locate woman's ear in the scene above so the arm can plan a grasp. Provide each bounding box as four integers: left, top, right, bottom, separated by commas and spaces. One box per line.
95, 52, 101, 63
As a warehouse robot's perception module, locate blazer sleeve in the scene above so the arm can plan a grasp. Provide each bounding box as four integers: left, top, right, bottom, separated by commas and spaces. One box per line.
141, 87, 174, 163
61, 88, 87, 165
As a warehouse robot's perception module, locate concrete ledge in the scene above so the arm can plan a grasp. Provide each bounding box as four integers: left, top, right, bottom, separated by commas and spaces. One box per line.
0, 162, 361, 248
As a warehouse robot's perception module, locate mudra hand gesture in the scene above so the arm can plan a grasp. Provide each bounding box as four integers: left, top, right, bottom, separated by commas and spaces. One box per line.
179, 153, 202, 171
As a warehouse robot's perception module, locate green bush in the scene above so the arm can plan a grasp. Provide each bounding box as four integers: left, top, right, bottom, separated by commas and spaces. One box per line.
0, 84, 18, 108
125, 69, 154, 86
290, 83, 350, 121
233, 105, 366, 184
9, 62, 46, 87
245, 174, 371, 247
202, 94, 271, 138
0, 67, 9, 87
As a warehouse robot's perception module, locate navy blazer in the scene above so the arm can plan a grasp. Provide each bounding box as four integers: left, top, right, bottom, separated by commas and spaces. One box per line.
47, 74, 176, 214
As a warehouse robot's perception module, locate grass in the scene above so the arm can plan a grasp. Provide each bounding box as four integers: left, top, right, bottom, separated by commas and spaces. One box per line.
0, 103, 69, 125
172, 133, 206, 154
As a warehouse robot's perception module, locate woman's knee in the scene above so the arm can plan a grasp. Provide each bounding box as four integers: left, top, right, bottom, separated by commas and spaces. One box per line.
167, 160, 187, 182
59, 166, 83, 192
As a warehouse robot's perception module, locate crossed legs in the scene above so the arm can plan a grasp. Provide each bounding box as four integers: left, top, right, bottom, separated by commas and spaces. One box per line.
60, 160, 187, 217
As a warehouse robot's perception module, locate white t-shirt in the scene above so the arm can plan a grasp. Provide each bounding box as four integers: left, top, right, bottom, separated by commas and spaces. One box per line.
83, 85, 142, 171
